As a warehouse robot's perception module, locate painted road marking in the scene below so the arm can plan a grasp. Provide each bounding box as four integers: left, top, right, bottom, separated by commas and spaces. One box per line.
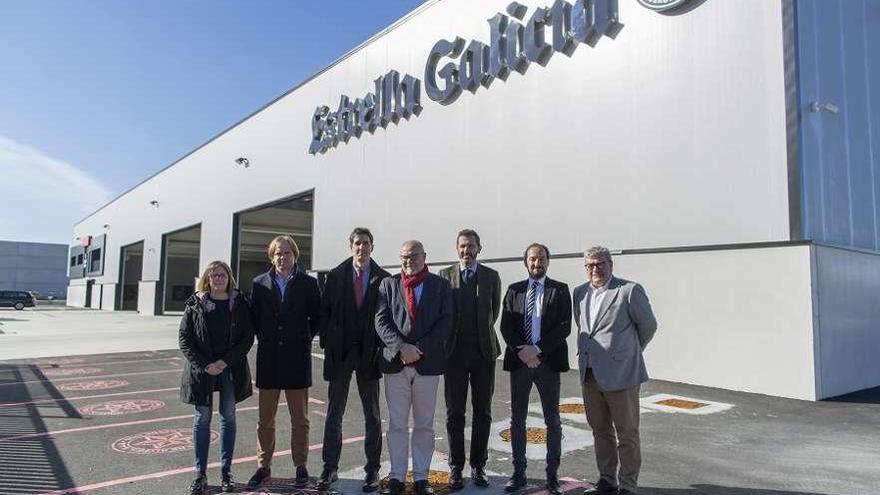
0, 386, 179, 408
36, 356, 181, 368
33, 436, 366, 495
0, 399, 329, 443
0, 368, 180, 387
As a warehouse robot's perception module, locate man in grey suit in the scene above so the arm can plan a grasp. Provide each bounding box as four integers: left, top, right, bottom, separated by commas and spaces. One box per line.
574, 246, 657, 495
375, 240, 453, 495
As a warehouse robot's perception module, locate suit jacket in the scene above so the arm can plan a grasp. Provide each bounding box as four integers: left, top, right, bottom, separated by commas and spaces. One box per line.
251, 268, 321, 389
573, 276, 657, 391
319, 257, 390, 381
437, 263, 502, 361
500, 277, 572, 373
374, 272, 453, 375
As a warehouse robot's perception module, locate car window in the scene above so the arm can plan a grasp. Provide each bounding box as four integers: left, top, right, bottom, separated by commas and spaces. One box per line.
0, 291, 10, 298
18, 292, 31, 298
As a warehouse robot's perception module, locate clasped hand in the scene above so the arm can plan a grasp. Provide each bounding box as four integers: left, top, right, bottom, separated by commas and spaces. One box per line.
399, 343, 423, 365
205, 360, 227, 376
516, 345, 541, 369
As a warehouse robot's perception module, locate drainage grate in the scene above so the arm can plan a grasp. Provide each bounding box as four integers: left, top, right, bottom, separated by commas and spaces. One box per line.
500, 426, 547, 443
655, 398, 708, 409
559, 403, 586, 414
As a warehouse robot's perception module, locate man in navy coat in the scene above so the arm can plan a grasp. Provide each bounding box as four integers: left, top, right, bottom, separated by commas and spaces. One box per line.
247, 235, 321, 489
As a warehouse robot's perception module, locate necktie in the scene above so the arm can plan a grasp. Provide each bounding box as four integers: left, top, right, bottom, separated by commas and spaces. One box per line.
354, 267, 365, 310
524, 281, 537, 343
463, 269, 472, 282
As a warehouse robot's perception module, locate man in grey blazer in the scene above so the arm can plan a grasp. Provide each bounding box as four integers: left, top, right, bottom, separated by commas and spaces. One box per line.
375, 240, 453, 495
573, 247, 657, 495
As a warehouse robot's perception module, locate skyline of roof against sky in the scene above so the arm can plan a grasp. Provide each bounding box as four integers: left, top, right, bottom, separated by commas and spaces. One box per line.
0, 0, 426, 244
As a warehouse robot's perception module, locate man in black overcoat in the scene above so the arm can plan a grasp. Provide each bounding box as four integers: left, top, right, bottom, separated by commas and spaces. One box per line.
317, 227, 390, 492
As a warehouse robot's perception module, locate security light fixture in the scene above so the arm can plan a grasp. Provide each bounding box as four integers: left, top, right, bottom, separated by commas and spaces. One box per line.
149, 200, 160, 207
235, 157, 250, 168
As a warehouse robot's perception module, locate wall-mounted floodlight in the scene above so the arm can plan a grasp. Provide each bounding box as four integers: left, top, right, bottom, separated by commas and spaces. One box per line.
149, 200, 160, 207
235, 157, 250, 168
103, 224, 110, 229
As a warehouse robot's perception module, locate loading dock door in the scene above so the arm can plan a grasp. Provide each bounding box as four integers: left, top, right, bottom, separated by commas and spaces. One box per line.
234, 192, 314, 289
118, 242, 144, 311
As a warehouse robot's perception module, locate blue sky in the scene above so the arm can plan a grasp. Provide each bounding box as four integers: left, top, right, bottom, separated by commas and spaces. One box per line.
0, 0, 425, 244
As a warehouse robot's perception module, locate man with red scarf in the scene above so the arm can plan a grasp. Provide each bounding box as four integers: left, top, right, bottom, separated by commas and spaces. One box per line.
375, 240, 453, 495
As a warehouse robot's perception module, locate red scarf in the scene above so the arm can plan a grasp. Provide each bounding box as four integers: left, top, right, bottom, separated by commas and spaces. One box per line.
401, 266, 429, 327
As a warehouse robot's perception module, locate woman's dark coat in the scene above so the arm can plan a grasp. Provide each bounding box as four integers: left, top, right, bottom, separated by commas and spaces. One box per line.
178, 290, 254, 406
251, 268, 321, 390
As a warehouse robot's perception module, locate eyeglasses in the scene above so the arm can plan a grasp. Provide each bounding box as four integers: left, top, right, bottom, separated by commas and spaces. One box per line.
584, 260, 609, 270
400, 253, 425, 261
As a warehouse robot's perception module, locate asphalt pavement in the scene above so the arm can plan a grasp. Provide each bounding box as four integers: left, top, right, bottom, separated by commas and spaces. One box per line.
0, 308, 878, 495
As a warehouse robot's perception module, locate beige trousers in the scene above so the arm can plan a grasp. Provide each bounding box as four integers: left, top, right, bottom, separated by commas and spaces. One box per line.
256, 387, 310, 468
582, 369, 641, 492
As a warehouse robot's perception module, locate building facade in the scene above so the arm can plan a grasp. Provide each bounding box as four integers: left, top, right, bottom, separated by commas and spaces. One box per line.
1, 241, 68, 299
68, 0, 880, 400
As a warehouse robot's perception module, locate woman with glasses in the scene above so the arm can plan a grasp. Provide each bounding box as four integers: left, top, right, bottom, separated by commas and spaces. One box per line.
179, 260, 254, 494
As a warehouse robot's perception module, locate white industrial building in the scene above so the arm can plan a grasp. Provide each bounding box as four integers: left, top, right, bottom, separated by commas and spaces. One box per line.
67, 0, 880, 401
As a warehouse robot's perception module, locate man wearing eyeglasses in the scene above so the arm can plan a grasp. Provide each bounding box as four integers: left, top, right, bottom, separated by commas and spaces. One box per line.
375, 240, 453, 495
500, 243, 571, 495
574, 246, 657, 495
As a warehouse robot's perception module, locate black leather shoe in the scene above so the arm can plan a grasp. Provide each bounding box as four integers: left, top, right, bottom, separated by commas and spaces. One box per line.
362, 471, 380, 493
189, 473, 207, 495
471, 467, 489, 488
317, 468, 338, 490
380, 478, 404, 495
504, 472, 527, 493
414, 480, 434, 495
246, 468, 271, 489
546, 475, 562, 495
448, 467, 464, 491
583, 479, 618, 495
295, 465, 310, 487
220, 470, 234, 493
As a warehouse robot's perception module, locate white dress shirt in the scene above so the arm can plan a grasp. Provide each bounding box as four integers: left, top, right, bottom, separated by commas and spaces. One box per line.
587, 277, 612, 330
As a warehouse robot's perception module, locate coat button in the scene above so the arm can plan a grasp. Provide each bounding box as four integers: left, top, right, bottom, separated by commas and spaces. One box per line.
278, 325, 283, 330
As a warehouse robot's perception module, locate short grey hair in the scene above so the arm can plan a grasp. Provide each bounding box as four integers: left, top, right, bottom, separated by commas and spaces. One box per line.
584, 246, 612, 261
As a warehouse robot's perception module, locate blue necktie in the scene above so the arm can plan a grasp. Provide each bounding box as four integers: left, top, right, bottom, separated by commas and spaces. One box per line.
524, 282, 537, 343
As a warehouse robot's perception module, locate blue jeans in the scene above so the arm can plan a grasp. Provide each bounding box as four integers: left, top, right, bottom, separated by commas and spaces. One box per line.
193, 369, 236, 473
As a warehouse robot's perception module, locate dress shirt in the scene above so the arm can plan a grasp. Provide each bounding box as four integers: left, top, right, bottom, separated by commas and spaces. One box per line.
352, 262, 371, 294
587, 277, 612, 330
273, 268, 296, 300
525, 276, 546, 344
459, 261, 477, 280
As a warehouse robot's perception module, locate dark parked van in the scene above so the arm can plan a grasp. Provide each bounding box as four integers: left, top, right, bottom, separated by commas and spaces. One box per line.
0, 290, 36, 310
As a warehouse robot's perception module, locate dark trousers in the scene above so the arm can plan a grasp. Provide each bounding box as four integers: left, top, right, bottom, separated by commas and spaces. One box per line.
509, 363, 561, 477
444, 347, 495, 470
321, 347, 382, 473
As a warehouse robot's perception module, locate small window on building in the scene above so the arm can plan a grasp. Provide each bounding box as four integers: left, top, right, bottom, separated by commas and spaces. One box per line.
89, 249, 102, 273
76, 254, 83, 265
70, 256, 76, 267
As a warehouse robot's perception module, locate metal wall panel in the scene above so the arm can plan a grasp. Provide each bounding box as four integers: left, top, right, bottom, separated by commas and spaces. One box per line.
797, 0, 880, 250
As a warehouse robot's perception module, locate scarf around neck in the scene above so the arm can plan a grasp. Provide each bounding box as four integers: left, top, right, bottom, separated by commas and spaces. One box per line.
401, 267, 429, 327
